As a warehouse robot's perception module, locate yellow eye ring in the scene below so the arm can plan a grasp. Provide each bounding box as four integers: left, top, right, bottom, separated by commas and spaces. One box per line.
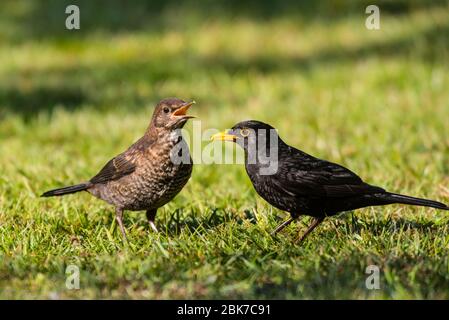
240, 128, 250, 137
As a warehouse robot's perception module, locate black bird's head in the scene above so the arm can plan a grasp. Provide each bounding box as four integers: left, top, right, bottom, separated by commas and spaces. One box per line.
211, 120, 282, 173
150, 98, 195, 131
212, 120, 282, 174
212, 120, 278, 149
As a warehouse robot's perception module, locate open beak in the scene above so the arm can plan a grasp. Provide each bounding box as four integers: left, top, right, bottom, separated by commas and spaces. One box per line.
172, 101, 196, 119
211, 130, 237, 142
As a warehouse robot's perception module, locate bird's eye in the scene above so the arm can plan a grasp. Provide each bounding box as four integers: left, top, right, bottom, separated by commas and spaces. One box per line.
240, 128, 250, 137
163, 107, 170, 114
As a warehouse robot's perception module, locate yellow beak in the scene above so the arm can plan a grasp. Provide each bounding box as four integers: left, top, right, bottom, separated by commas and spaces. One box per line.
211, 131, 237, 142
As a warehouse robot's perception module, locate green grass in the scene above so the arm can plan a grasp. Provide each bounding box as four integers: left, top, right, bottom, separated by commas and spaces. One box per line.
1, 0, 449, 299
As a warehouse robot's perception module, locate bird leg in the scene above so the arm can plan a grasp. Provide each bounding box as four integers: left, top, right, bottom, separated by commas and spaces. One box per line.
146, 209, 158, 233
115, 208, 127, 241
295, 217, 324, 244
271, 216, 300, 236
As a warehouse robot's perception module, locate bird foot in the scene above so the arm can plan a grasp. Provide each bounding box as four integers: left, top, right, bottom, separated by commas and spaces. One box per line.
116, 219, 128, 242
293, 235, 306, 244
293, 217, 324, 245
115, 208, 128, 242
270, 217, 296, 236
149, 221, 159, 233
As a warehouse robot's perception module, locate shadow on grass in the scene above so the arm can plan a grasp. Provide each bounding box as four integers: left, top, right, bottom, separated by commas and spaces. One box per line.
0, 86, 86, 121
0, 57, 183, 120
250, 254, 448, 299
333, 212, 442, 237
3, 19, 448, 120
143, 207, 256, 236
4, 0, 448, 41
1, 1, 448, 120
201, 21, 449, 73
162, 208, 235, 236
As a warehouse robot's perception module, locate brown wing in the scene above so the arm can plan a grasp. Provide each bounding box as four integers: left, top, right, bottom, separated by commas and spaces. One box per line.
90, 154, 136, 184
89, 136, 154, 184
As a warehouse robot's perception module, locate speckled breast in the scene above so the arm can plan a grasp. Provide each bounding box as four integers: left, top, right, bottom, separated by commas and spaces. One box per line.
93, 136, 192, 211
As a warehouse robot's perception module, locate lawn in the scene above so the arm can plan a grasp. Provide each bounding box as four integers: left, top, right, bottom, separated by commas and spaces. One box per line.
0, 0, 448, 299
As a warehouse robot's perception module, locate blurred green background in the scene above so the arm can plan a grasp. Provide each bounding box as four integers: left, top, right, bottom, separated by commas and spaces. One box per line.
0, 0, 448, 299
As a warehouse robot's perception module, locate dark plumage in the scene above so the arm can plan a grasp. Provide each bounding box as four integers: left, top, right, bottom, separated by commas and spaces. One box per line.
212, 120, 448, 243
42, 98, 195, 239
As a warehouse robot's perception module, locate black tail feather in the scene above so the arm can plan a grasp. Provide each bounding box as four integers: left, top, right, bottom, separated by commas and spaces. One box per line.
386, 192, 449, 210
41, 183, 91, 197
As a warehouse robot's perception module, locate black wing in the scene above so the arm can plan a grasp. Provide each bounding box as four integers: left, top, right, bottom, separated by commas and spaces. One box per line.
274, 151, 384, 198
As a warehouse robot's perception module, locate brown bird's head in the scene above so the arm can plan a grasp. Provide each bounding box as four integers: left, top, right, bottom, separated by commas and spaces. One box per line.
149, 98, 195, 131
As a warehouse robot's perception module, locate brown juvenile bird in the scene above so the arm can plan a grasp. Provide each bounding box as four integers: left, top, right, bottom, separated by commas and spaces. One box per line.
42, 98, 195, 239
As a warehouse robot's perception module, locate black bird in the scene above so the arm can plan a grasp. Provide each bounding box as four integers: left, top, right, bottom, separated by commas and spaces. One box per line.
212, 120, 448, 243
42, 98, 195, 240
